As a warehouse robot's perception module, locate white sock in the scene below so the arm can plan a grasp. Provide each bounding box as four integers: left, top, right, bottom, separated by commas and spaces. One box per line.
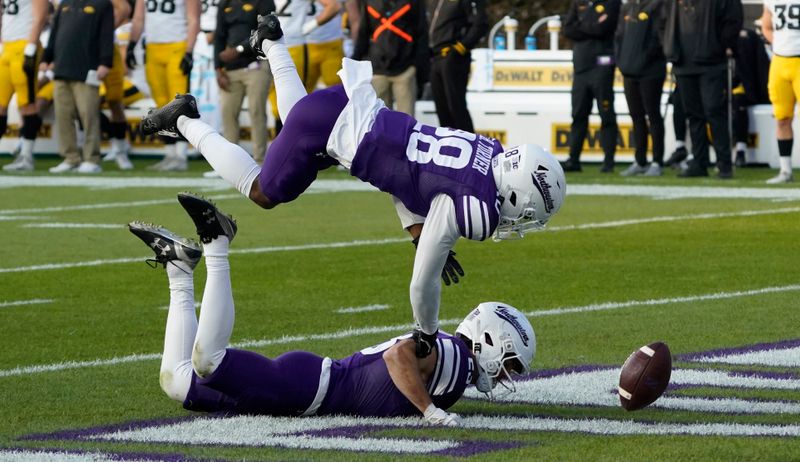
779, 156, 793, 174
161, 264, 197, 402
267, 42, 307, 121
176, 141, 189, 159
20, 139, 34, 159
177, 116, 260, 197
736, 142, 747, 152
675, 141, 686, 149
192, 237, 234, 377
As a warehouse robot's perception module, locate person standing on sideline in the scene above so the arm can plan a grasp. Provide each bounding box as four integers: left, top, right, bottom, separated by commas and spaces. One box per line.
616, 0, 667, 177
351, 0, 428, 116
562, 0, 621, 173
426, 0, 488, 132
761, 0, 800, 183
214, 0, 275, 163
0, 0, 48, 172
42, 0, 115, 174
663, 0, 742, 179
128, 0, 201, 171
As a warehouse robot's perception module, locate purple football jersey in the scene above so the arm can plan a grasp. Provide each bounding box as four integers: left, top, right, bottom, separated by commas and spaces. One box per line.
351, 109, 504, 240
319, 333, 473, 417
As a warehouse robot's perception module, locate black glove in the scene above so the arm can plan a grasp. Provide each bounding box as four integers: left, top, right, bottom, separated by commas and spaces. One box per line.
179, 52, 193, 75
412, 238, 464, 286
412, 329, 437, 358
22, 54, 36, 76
126, 41, 137, 69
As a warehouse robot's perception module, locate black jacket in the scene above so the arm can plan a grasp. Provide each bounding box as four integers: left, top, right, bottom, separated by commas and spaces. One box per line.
426, 0, 488, 53
563, 0, 621, 74
352, 0, 428, 76
43, 0, 115, 82
733, 28, 770, 105
662, 0, 743, 72
214, 0, 275, 71
615, 0, 667, 78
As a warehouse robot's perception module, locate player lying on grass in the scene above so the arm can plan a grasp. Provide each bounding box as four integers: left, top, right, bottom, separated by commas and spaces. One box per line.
138, 14, 564, 358
128, 193, 537, 423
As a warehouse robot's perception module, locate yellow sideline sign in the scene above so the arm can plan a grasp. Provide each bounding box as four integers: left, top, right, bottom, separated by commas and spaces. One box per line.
551, 123, 639, 154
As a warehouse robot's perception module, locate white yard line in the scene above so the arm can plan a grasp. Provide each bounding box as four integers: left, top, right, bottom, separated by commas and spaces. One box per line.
336, 304, 391, 314
0, 299, 54, 309
2, 284, 798, 378
2, 206, 799, 275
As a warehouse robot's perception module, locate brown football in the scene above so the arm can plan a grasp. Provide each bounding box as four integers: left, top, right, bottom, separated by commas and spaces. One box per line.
618, 342, 672, 411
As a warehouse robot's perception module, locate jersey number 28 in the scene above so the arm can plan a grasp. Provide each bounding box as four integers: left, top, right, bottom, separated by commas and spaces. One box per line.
147, 0, 177, 14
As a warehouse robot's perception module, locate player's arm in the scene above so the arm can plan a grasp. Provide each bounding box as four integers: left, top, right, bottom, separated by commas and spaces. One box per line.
129, 0, 145, 43
302, 0, 342, 34
29, 0, 49, 45
409, 194, 461, 339
761, 6, 774, 44
185, 0, 201, 51
384, 339, 461, 425
110, 0, 132, 28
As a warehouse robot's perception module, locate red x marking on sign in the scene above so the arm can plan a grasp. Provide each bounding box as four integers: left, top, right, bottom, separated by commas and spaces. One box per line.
367, 4, 413, 42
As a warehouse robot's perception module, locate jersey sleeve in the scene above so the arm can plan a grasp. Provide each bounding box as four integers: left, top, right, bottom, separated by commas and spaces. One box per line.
409, 194, 460, 335
454, 194, 499, 241
429, 335, 472, 411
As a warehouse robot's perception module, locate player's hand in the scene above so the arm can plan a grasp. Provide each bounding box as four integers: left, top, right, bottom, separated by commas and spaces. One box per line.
218, 47, 238, 63
179, 52, 194, 75
96, 65, 110, 81
216, 69, 230, 91
126, 41, 137, 69
423, 404, 462, 426
412, 329, 437, 358
441, 250, 464, 286
22, 43, 37, 76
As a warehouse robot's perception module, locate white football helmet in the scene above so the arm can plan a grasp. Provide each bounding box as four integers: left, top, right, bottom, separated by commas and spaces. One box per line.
455, 302, 536, 397
492, 144, 566, 240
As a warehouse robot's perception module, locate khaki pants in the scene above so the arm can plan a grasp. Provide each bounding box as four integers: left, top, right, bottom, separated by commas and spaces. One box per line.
220, 63, 272, 161
54, 80, 101, 165
372, 65, 416, 116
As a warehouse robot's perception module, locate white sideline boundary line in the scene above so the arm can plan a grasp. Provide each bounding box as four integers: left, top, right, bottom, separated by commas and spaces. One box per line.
2, 207, 799, 275
22, 223, 126, 229
2, 284, 799, 378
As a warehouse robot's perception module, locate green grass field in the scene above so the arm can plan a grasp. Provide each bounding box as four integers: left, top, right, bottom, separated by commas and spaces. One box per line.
1, 158, 799, 461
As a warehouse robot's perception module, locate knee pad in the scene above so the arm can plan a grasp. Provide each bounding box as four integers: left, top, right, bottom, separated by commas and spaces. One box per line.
21, 115, 42, 140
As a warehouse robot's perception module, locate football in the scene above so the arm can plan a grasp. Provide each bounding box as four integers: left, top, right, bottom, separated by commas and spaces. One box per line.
618, 342, 672, 411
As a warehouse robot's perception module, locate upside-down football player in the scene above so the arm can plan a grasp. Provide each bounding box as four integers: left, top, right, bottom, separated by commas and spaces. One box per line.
129, 193, 536, 425
139, 14, 565, 359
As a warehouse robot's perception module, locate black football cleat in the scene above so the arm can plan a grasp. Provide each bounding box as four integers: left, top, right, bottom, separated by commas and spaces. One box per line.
177, 192, 238, 244
560, 158, 582, 172
139, 94, 200, 139
128, 222, 202, 270
250, 13, 284, 59
665, 146, 688, 169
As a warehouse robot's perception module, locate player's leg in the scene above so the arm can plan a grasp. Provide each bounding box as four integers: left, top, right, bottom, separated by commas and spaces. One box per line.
245, 65, 271, 161
3, 41, 42, 171
319, 40, 344, 87
676, 74, 710, 175
175, 193, 238, 377
252, 14, 308, 121
594, 65, 617, 172
145, 43, 179, 170
698, 67, 732, 177
666, 85, 689, 167
767, 55, 796, 184
103, 47, 133, 169
73, 82, 103, 172
0, 45, 13, 138
50, 81, 82, 172
128, 222, 203, 402
565, 72, 594, 171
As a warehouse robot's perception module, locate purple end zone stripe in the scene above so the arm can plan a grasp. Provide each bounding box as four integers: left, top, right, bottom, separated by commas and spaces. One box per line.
432, 440, 523, 457
19, 416, 199, 441
678, 338, 800, 361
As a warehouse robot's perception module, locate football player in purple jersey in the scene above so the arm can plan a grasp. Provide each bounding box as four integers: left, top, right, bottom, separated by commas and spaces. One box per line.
128, 193, 537, 424
139, 14, 564, 360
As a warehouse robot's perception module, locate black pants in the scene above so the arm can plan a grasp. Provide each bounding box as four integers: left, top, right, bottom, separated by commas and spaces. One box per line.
430, 52, 473, 131
569, 65, 617, 165
671, 86, 687, 142
623, 75, 666, 166
676, 68, 731, 170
